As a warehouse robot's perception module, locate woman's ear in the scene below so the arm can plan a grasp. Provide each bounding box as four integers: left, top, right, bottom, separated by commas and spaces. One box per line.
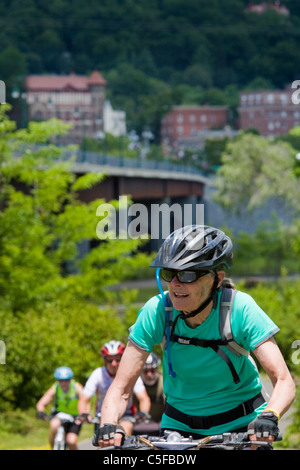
216, 270, 226, 288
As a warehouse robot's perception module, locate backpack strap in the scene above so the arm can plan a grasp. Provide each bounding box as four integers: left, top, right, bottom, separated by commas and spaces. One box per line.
161, 292, 176, 377
219, 288, 249, 357
160, 292, 173, 350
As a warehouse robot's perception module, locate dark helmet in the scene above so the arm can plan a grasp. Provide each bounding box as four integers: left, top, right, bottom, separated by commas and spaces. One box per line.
151, 225, 233, 272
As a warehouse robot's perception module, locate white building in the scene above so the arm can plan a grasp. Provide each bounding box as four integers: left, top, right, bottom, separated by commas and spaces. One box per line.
103, 100, 126, 137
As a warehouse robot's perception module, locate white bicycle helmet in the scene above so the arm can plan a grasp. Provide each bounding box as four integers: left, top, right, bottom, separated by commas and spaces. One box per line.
101, 340, 125, 357
143, 352, 161, 370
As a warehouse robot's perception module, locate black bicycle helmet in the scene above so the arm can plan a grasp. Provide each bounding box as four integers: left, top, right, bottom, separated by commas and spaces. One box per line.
151, 225, 233, 272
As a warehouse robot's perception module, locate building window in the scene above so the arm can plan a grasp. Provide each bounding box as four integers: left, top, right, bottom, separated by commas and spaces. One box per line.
255, 94, 262, 104
280, 94, 288, 105
241, 95, 247, 106
248, 94, 254, 105
177, 114, 183, 123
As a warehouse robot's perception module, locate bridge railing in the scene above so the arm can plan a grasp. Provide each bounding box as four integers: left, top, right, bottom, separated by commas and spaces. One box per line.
64, 149, 205, 176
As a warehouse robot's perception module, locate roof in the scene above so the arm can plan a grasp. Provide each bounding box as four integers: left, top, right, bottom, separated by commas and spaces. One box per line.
26, 71, 107, 91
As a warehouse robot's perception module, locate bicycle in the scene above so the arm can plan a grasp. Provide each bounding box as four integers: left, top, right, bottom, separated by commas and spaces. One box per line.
52, 412, 78, 450
38, 411, 100, 450
99, 429, 282, 451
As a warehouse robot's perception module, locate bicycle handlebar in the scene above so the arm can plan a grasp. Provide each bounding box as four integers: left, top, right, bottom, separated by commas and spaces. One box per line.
100, 430, 282, 451
37, 411, 100, 425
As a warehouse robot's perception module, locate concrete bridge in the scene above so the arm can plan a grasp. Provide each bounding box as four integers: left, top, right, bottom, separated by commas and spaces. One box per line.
66, 151, 210, 250
69, 150, 210, 203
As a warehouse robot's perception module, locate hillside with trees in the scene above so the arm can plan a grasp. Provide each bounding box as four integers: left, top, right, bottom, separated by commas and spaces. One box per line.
0, 2, 300, 447
1, 0, 300, 132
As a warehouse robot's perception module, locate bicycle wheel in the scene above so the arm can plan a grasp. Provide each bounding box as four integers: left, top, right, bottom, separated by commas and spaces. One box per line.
53, 427, 66, 450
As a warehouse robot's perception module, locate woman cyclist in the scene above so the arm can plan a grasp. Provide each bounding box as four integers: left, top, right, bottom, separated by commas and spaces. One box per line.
96, 225, 295, 449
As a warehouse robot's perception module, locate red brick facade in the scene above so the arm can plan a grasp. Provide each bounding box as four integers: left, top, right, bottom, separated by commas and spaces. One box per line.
25, 71, 107, 143
160, 106, 228, 146
238, 88, 300, 136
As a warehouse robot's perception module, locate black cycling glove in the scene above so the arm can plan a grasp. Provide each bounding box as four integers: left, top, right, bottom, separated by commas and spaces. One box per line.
92, 423, 126, 447
248, 411, 279, 439
135, 411, 151, 421
37, 411, 48, 420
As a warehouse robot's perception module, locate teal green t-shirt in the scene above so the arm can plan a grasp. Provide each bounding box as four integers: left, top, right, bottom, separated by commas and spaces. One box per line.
129, 289, 279, 435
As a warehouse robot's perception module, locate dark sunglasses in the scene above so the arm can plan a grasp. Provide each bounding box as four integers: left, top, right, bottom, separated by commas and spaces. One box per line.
104, 357, 121, 363
161, 268, 210, 283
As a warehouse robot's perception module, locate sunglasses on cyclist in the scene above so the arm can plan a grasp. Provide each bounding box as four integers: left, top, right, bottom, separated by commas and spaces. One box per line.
161, 269, 210, 283
104, 357, 121, 363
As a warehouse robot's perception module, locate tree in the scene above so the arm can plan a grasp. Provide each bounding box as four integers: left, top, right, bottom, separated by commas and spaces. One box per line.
0, 106, 151, 409
213, 133, 300, 215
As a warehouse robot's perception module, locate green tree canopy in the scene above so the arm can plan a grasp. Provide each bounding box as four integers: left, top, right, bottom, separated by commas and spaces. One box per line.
0, 106, 151, 409
213, 133, 300, 214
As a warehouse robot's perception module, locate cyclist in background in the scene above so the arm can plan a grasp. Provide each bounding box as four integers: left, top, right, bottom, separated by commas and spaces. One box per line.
78, 340, 151, 436
36, 366, 83, 450
133, 352, 165, 436
96, 225, 296, 448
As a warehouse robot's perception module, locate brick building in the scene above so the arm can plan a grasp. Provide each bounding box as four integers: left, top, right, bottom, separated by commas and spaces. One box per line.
238, 88, 300, 136
25, 71, 107, 143
160, 105, 228, 150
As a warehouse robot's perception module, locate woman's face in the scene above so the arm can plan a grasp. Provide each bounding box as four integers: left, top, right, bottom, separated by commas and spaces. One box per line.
167, 270, 224, 314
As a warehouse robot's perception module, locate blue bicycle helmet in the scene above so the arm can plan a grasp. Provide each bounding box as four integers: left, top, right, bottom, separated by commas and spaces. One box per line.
54, 366, 74, 380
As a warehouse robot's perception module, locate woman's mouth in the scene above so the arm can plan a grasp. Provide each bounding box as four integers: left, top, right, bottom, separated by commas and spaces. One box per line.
174, 292, 189, 298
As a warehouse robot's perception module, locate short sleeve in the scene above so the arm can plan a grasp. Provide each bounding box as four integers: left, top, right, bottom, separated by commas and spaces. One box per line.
133, 376, 146, 394
231, 291, 280, 351
82, 368, 102, 397
129, 295, 166, 352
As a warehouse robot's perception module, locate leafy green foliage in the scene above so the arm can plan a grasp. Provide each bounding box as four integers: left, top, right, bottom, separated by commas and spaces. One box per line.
2, 1, 300, 133
0, 108, 151, 410
230, 218, 300, 276
213, 131, 300, 278
214, 133, 299, 214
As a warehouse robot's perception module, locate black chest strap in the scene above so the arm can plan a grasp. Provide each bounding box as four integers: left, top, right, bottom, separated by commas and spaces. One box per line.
170, 332, 241, 384
164, 392, 265, 430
